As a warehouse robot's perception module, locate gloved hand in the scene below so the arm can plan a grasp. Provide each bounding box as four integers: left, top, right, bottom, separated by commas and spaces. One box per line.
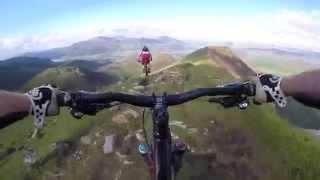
25, 85, 65, 129
252, 73, 287, 108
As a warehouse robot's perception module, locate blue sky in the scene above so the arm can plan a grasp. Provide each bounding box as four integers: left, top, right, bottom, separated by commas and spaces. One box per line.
1, 0, 320, 58
1, 0, 318, 36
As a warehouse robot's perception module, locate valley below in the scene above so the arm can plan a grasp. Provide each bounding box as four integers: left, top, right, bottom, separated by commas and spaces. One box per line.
1, 38, 320, 180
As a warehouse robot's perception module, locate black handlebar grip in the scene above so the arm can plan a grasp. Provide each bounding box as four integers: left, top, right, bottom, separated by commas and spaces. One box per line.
58, 91, 112, 107
55, 82, 255, 109
243, 82, 256, 96
57, 92, 69, 106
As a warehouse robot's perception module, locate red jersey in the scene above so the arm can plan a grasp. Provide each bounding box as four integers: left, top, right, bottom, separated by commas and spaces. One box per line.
139, 51, 152, 65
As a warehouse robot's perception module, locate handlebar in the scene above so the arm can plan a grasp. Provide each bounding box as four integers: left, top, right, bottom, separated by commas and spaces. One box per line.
58, 81, 255, 117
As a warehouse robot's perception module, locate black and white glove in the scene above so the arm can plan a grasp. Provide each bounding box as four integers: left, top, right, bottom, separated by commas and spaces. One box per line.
25, 85, 64, 129
252, 73, 287, 108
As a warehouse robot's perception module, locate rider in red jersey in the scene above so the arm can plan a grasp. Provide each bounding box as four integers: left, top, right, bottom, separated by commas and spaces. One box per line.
139, 46, 152, 73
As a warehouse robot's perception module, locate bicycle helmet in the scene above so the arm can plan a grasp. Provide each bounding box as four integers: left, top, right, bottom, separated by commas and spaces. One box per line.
142, 46, 149, 52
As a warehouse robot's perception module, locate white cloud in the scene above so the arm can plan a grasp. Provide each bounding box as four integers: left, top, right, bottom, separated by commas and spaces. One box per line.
1, 9, 320, 59
0, 33, 90, 59
266, 10, 320, 50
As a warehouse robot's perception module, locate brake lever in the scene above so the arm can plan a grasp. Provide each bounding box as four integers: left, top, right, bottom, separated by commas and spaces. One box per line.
70, 109, 84, 119
209, 96, 236, 108
238, 99, 249, 109
69, 104, 101, 119
209, 95, 249, 110
217, 81, 256, 97
69, 102, 122, 119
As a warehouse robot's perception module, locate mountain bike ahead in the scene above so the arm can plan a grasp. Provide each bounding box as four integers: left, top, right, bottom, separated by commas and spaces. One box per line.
143, 64, 151, 76
57, 81, 256, 180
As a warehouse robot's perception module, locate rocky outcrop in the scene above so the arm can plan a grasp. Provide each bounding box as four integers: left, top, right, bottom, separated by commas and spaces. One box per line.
154, 71, 185, 85
111, 109, 140, 124
80, 135, 92, 145
112, 114, 129, 124
103, 135, 116, 154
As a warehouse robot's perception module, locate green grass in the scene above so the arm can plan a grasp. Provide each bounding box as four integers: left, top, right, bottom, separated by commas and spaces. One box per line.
22, 66, 118, 91
1, 48, 320, 180
277, 98, 320, 129
98, 53, 178, 81
0, 108, 116, 180
209, 46, 235, 59
22, 67, 92, 91
102, 57, 320, 180
161, 64, 320, 180
0, 57, 55, 90
183, 47, 209, 62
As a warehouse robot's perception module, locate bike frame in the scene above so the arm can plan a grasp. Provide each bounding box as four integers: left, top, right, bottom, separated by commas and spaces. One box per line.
57, 81, 254, 180
144, 64, 149, 76
152, 94, 174, 180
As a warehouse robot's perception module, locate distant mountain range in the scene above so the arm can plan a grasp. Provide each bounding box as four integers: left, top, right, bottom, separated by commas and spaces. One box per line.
232, 46, 320, 75
4, 35, 319, 66
22, 36, 196, 60
246, 47, 320, 57
234, 47, 320, 63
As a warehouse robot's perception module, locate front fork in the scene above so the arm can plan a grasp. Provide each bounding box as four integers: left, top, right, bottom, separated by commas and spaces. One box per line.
138, 140, 187, 179
143, 64, 151, 73
138, 143, 155, 179
172, 140, 187, 175
138, 94, 187, 180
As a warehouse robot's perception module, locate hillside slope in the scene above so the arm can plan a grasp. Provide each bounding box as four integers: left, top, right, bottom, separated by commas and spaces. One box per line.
94, 49, 320, 180
1, 48, 320, 180
208, 46, 256, 78
22, 66, 118, 91
232, 48, 320, 130
197, 47, 320, 130
277, 98, 320, 129
0, 57, 113, 91
184, 47, 255, 79
0, 57, 55, 90
98, 53, 178, 80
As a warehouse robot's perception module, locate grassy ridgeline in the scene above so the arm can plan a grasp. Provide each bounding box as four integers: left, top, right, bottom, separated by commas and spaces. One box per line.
1, 48, 320, 180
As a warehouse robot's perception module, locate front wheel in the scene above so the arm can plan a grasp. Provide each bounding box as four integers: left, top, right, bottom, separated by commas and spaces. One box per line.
144, 65, 149, 76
